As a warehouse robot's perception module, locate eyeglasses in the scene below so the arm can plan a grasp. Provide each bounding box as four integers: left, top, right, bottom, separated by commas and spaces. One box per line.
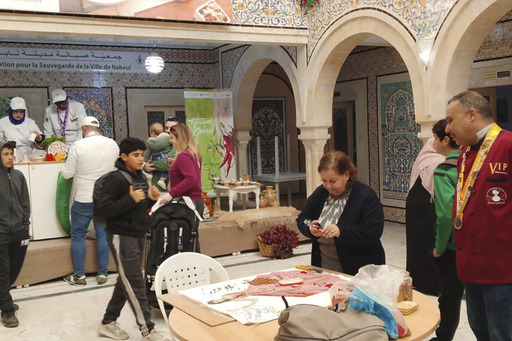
166, 116, 180, 122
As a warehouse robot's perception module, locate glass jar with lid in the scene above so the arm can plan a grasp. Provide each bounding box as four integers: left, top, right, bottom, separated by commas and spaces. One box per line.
397, 271, 413, 302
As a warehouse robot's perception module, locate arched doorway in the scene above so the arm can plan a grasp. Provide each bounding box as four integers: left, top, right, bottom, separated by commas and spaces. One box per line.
230, 45, 302, 189
301, 9, 425, 198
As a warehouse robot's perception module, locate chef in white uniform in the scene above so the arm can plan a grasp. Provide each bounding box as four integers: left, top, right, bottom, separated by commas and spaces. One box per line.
0, 97, 45, 158
44, 89, 87, 147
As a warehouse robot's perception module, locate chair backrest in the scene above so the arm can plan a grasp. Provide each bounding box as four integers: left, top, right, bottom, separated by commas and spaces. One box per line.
155, 252, 230, 326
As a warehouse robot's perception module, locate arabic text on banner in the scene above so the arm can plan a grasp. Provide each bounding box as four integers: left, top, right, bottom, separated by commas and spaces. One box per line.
0, 47, 150, 74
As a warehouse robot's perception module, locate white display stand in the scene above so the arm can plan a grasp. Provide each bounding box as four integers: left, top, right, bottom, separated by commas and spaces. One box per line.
14, 161, 69, 240
252, 136, 306, 205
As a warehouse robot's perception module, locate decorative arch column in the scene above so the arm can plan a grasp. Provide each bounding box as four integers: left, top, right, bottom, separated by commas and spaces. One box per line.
298, 126, 330, 195
234, 130, 251, 178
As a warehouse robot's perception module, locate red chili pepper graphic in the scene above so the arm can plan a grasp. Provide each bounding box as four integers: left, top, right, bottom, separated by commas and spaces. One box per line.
220, 131, 235, 177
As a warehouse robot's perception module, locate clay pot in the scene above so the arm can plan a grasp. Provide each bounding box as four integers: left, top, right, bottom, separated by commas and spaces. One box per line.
212, 202, 220, 214
202, 191, 212, 214
259, 199, 268, 208
262, 186, 276, 203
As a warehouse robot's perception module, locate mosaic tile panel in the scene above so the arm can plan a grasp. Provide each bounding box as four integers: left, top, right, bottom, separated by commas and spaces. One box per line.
304, 0, 456, 60
384, 206, 406, 223
221, 45, 250, 88
64, 87, 114, 139
475, 19, 512, 61
283, 46, 298, 65
380, 79, 420, 203
232, 0, 456, 61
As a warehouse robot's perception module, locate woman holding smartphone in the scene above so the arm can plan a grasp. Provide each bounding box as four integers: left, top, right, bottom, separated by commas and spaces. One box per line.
296, 151, 385, 275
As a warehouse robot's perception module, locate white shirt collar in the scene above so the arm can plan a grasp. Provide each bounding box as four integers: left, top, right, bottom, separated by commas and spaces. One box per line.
476, 123, 493, 141
84, 131, 101, 138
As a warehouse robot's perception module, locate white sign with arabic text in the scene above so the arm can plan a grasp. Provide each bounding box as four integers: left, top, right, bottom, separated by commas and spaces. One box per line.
0, 47, 151, 74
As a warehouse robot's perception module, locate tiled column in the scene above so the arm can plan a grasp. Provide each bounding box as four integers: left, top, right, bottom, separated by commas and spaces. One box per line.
235, 130, 251, 179
298, 127, 330, 196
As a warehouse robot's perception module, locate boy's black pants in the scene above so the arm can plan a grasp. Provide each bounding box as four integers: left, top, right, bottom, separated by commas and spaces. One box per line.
433, 249, 464, 341
102, 232, 154, 336
0, 229, 29, 312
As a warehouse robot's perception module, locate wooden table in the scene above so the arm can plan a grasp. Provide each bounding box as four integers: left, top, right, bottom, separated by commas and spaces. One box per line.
214, 184, 260, 212
167, 284, 439, 341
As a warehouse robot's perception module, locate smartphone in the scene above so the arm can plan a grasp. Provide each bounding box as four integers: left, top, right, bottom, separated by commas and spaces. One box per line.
305, 219, 322, 230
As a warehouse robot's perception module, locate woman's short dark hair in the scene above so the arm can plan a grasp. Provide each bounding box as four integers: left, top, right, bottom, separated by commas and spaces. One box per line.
432, 119, 459, 149
318, 151, 357, 190
119, 137, 146, 156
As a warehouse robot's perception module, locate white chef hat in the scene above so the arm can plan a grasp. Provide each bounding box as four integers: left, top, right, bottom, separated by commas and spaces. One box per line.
79, 116, 100, 128
52, 89, 67, 103
10, 97, 27, 110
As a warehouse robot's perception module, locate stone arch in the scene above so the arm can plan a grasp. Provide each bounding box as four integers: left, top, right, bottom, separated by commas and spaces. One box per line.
300, 9, 425, 193
427, 0, 512, 130
230, 45, 301, 177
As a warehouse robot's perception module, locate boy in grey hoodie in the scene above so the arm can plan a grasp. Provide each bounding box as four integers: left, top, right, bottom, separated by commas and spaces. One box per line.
0, 141, 30, 328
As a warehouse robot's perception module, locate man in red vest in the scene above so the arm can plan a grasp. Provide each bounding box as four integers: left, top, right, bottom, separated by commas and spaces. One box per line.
445, 90, 512, 341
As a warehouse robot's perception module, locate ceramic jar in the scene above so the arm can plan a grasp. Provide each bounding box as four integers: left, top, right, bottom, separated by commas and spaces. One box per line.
202, 191, 212, 214
262, 186, 276, 204
259, 194, 268, 208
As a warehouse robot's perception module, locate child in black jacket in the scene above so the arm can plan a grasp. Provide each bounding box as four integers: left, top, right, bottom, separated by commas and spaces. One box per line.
96, 137, 170, 341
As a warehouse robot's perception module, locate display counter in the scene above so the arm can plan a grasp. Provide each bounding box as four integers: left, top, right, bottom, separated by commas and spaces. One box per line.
14, 161, 68, 240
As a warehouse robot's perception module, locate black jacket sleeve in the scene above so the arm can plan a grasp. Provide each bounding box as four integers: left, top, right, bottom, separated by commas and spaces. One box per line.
18, 170, 31, 231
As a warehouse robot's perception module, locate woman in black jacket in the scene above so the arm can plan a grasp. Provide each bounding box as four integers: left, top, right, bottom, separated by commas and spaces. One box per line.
297, 151, 385, 275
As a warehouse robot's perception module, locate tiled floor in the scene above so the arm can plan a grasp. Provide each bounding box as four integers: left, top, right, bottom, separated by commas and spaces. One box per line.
4, 222, 476, 340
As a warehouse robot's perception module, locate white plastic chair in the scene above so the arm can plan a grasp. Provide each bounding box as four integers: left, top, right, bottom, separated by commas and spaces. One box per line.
154, 252, 230, 337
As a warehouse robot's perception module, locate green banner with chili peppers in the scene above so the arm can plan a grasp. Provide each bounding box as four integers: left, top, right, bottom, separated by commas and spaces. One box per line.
184, 89, 236, 194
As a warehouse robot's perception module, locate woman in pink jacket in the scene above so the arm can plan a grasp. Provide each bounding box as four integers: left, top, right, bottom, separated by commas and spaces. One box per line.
161, 123, 204, 216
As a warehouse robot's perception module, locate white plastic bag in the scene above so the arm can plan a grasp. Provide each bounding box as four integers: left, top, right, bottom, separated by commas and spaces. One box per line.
350, 265, 410, 339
